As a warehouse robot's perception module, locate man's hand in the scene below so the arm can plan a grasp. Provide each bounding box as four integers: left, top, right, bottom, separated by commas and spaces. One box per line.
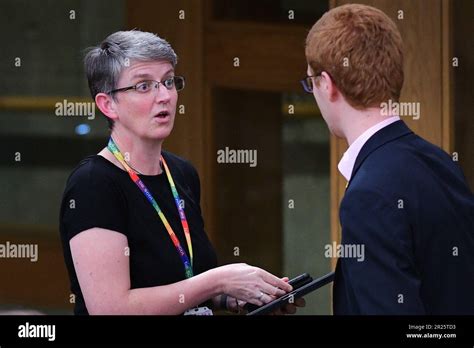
269, 297, 306, 315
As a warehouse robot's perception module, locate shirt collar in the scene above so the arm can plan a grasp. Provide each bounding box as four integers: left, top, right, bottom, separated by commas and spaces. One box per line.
338, 116, 400, 181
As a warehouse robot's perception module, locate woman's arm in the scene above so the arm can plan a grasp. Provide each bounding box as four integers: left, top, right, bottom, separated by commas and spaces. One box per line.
70, 227, 291, 315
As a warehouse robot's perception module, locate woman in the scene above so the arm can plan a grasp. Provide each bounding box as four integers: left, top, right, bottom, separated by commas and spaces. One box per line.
59, 30, 298, 315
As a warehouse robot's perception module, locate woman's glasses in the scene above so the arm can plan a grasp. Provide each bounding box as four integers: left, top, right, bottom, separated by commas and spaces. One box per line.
108, 76, 185, 94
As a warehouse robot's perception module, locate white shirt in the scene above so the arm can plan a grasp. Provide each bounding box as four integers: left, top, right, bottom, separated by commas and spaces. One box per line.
338, 116, 400, 181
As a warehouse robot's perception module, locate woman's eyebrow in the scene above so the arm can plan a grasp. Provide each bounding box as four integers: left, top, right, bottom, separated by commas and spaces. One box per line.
130, 73, 154, 81
131, 69, 175, 81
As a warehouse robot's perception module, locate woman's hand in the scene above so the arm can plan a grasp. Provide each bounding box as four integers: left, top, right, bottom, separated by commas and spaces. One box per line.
225, 296, 246, 313
218, 263, 292, 306
267, 277, 306, 315
223, 278, 306, 315
224, 295, 305, 315
228, 277, 306, 315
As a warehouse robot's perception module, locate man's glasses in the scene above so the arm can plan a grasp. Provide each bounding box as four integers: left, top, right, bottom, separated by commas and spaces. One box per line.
108, 76, 185, 94
300, 72, 323, 93
300, 76, 314, 93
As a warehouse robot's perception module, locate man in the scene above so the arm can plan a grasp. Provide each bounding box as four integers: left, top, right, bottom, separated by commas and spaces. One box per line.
303, 4, 474, 314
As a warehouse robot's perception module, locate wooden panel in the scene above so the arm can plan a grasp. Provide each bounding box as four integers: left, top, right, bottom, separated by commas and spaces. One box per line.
329, 135, 344, 270
213, 88, 282, 274
205, 21, 308, 92
0, 96, 91, 111
441, 0, 454, 154
0, 232, 72, 311
330, 0, 449, 255
453, 0, 474, 190
398, 0, 442, 145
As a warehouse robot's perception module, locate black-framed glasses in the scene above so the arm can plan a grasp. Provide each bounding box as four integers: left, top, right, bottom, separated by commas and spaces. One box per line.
300, 76, 314, 93
108, 76, 185, 94
300, 72, 323, 93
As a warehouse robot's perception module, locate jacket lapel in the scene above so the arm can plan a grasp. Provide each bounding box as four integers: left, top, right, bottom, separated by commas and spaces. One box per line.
347, 120, 413, 188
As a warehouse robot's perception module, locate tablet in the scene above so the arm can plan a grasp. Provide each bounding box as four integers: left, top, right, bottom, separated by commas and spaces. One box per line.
287, 273, 313, 289
244, 273, 313, 314
246, 271, 335, 315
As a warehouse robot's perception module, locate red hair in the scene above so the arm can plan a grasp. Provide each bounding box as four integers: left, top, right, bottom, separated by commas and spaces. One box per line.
305, 4, 404, 109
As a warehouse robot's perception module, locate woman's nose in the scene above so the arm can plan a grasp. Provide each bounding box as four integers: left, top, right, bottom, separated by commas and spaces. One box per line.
154, 84, 172, 103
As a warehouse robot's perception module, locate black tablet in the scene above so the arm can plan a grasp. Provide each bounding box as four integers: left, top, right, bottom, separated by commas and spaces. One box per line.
244, 273, 313, 314
288, 272, 313, 289
246, 271, 335, 315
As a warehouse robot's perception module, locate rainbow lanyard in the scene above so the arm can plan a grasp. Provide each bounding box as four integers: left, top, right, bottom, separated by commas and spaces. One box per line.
107, 137, 194, 278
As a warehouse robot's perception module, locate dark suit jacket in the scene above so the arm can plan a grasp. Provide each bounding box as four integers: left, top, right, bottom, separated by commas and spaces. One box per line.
333, 120, 474, 314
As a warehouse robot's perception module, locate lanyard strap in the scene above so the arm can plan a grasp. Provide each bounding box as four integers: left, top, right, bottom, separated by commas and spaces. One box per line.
107, 137, 194, 278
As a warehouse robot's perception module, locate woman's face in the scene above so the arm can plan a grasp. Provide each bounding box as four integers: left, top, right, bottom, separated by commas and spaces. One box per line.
113, 60, 178, 141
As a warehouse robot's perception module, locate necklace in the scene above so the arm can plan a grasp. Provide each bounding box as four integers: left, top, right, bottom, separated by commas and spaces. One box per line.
107, 143, 162, 176
127, 162, 144, 175
106, 147, 144, 175
130, 161, 164, 175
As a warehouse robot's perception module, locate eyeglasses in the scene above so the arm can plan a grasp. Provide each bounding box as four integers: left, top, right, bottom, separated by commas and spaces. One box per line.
300, 72, 323, 93
108, 76, 185, 94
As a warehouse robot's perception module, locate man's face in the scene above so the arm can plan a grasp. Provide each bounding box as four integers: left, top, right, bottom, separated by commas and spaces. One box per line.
113, 60, 178, 141
307, 65, 341, 137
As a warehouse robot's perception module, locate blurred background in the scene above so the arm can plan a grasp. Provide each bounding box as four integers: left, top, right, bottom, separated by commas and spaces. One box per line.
0, 0, 472, 315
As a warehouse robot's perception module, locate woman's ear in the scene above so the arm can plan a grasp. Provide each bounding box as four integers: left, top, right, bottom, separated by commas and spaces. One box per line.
95, 93, 119, 123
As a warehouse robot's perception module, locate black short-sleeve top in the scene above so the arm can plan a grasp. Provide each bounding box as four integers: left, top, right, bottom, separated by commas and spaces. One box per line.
59, 152, 217, 315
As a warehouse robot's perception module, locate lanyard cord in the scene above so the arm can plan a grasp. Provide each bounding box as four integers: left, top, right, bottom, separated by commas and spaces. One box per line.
107, 137, 194, 278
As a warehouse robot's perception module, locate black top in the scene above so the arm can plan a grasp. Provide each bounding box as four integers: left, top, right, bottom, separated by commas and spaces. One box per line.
59, 152, 217, 315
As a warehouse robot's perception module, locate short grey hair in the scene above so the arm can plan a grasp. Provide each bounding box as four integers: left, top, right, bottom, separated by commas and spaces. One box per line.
84, 30, 178, 129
